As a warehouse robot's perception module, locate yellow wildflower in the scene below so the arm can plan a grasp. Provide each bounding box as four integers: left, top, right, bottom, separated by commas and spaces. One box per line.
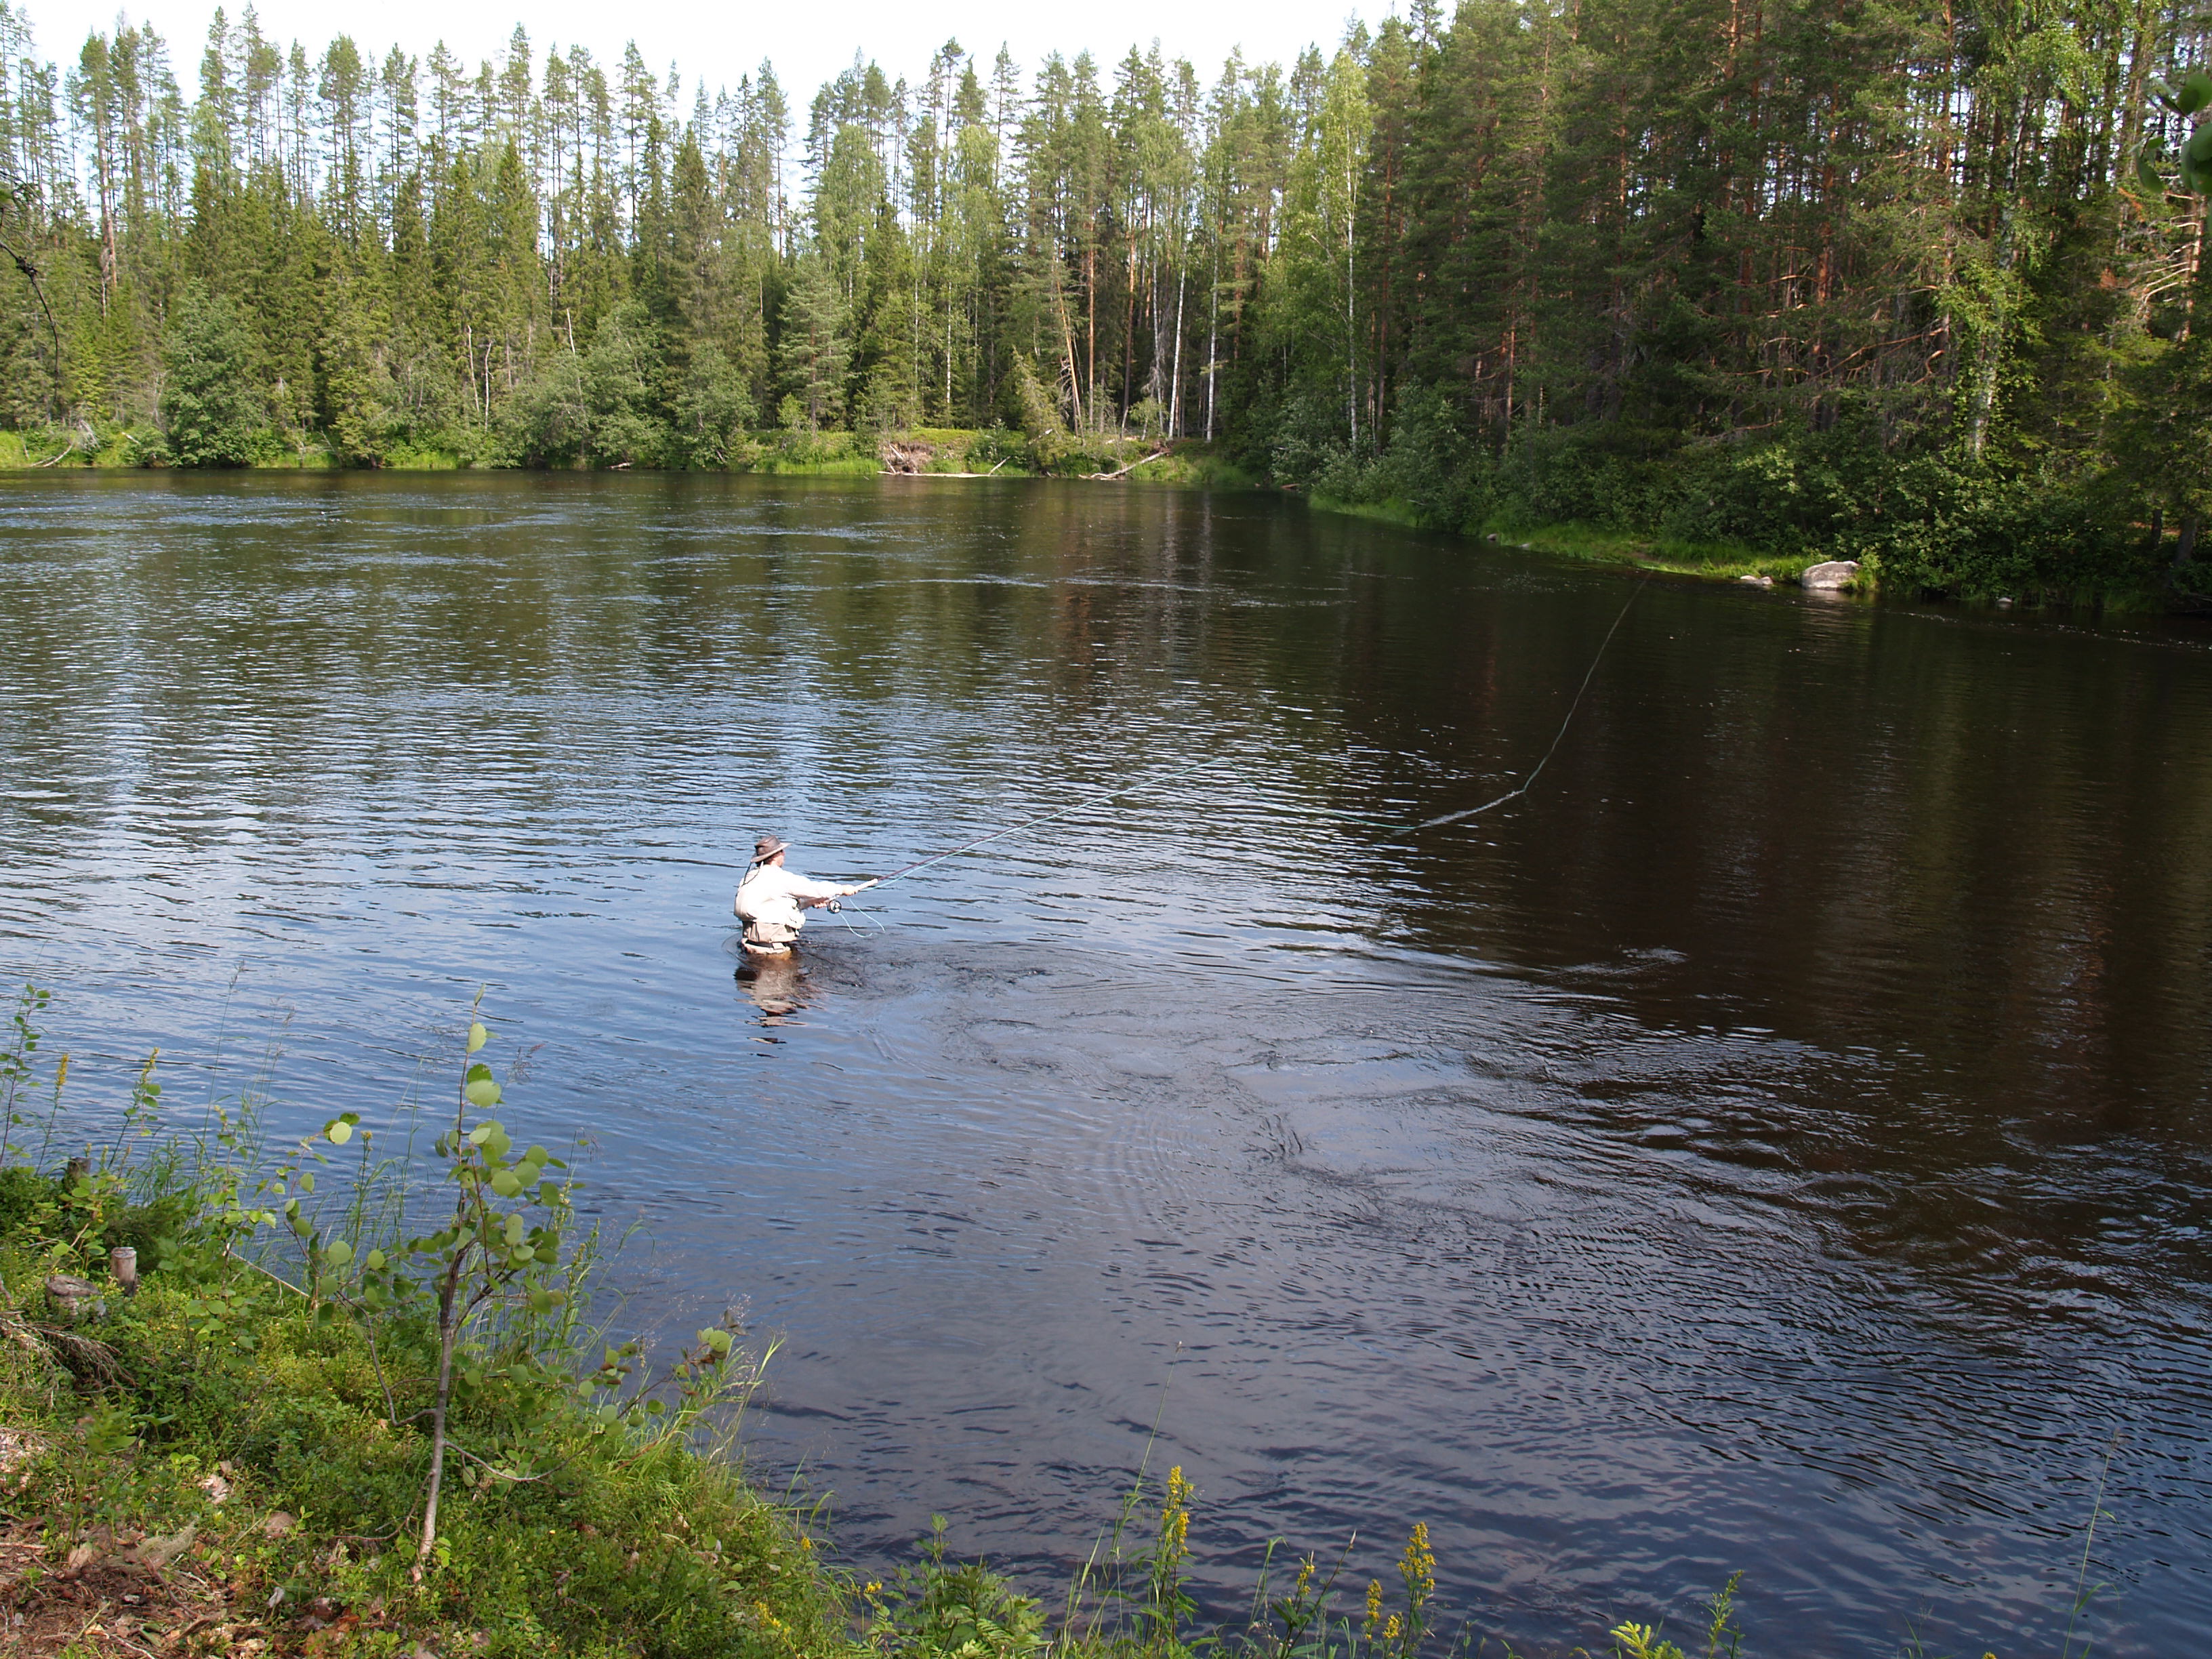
1365, 1578, 1383, 1632
1159, 1466, 1193, 1574
1399, 1521, 1436, 1619
1385, 1615, 1402, 1641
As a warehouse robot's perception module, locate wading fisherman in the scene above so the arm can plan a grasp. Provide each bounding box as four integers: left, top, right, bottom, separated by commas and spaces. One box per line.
734, 836, 864, 956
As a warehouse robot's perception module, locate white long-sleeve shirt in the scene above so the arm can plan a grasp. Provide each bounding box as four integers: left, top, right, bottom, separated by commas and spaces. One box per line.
734, 863, 848, 932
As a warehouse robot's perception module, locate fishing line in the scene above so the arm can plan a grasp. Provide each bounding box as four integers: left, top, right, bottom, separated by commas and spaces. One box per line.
1401, 577, 1647, 833
829, 899, 886, 936
721, 576, 1639, 923
858, 749, 1224, 890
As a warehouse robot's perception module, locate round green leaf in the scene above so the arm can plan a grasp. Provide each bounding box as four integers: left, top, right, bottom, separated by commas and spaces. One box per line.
326, 1120, 353, 1145
465, 1079, 502, 1108
490, 1169, 523, 1197
324, 1240, 354, 1267
367, 1248, 386, 1271
504, 1212, 527, 1246
467, 1021, 489, 1054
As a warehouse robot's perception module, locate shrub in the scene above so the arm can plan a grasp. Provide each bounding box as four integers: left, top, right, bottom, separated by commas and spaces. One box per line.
161, 287, 270, 467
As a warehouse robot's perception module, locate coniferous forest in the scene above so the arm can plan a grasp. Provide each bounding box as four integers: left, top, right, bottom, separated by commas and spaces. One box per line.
3, 1, 2212, 597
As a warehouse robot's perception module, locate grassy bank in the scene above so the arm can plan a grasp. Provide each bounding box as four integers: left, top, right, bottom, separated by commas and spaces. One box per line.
0, 989, 863, 1659
0, 985, 2060, 1659
1309, 494, 1846, 590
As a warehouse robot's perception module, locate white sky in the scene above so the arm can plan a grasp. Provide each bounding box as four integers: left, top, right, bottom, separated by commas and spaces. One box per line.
18, 1, 1389, 103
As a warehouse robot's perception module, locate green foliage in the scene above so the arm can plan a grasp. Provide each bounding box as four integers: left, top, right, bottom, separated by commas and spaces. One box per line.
505, 306, 677, 468
2143, 68, 2212, 192
1610, 1573, 1743, 1659
1308, 410, 2154, 600
160, 286, 268, 466
320, 285, 405, 465
779, 252, 851, 434
0, 981, 53, 1158
1006, 352, 1065, 445
866, 1517, 1050, 1659
672, 342, 760, 468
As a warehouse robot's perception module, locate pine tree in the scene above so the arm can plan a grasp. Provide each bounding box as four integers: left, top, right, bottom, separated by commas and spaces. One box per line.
777, 249, 848, 431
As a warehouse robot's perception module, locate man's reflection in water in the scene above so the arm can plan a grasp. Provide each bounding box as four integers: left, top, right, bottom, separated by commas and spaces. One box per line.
735, 952, 810, 1042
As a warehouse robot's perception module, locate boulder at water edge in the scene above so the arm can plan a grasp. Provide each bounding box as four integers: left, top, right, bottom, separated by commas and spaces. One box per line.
1802, 559, 1860, 590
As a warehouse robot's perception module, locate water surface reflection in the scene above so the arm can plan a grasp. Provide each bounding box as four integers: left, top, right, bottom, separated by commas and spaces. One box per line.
1, 472, 2207, 1657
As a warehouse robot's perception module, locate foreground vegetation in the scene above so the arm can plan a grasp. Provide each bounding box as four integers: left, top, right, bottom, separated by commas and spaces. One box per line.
0, 983, 2074, 1656
3, 5, 2211, 603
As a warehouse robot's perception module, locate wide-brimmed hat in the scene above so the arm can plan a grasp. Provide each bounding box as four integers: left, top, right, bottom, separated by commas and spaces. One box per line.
751, 834, 790, 864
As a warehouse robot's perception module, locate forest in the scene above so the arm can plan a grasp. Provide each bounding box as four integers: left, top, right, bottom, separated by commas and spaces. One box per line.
2, 1, 2211, 597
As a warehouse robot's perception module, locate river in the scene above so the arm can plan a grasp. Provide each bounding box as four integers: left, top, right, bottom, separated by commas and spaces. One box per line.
1, 472, 2207, 1656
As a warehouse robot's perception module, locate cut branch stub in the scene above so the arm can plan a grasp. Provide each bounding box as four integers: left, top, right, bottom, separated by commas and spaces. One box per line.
43, 1273, 102, 1323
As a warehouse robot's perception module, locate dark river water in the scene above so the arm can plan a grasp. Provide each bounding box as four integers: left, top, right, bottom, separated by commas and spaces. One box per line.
3, 472, 2208, 1656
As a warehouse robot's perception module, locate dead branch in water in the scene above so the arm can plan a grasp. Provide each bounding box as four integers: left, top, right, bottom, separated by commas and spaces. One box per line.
1085, 447, 1168, 480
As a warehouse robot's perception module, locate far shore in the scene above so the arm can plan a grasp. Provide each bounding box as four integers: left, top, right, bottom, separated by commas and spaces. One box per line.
16, 426, 2156, 606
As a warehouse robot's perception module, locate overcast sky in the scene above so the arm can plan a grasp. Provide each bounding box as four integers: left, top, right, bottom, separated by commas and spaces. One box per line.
18, 1, 1388, 102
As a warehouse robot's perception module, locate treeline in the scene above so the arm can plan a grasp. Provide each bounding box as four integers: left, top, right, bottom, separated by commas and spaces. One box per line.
2, 1, 2210, 595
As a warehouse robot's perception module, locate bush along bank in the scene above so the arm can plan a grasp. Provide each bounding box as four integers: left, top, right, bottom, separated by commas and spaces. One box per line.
1293, 411, 2193, 609
0, 991, 860, 1658
2, 983, 2034, 1659
0, 421, 1255, 490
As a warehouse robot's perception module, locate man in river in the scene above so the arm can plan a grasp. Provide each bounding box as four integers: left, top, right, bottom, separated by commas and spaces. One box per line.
734, 836, 865, 956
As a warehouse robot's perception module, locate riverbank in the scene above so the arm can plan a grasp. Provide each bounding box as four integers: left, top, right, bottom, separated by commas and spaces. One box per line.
1306, 495, 1822, 588
14, 422, 2190, 607
0, 981, 1805, 1659
0, 425, 1257, 489
4, 989, 1697, 1659
0, 998, 867, 1658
